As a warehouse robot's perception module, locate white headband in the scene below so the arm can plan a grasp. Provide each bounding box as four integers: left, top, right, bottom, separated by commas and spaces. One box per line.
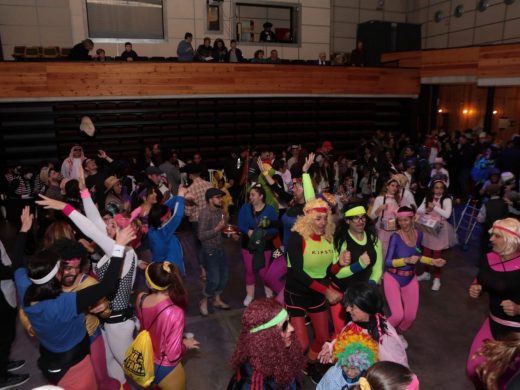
29, 261, 61, 285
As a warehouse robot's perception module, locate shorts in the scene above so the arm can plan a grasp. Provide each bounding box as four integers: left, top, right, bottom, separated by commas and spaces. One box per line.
284, 288, 327, 317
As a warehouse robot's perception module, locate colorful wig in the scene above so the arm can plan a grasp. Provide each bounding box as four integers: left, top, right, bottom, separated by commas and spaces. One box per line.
333, 322, 378, 373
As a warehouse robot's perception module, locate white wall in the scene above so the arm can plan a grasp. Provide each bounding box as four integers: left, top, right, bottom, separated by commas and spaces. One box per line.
408, 0, 520, 49
0, 0, 331, 61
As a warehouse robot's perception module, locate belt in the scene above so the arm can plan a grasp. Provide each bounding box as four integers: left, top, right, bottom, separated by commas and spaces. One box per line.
387, 268, 415, 277
490, 313, 520, 328
103, 307, 134, 324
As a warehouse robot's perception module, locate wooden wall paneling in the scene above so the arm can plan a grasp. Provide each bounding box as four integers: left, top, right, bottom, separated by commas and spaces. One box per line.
421, 47, 480, 78
437, 84, 488, 132
478, 45, 520, 78
492, 87, 520, 142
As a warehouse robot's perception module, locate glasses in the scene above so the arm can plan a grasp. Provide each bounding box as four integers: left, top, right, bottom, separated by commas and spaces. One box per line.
281, 320, 290, 332
349, 215, 367, 223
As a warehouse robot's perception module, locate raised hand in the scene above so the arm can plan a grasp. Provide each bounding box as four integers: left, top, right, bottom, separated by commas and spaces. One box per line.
20, 206, 34, 233
303, 153, 315, 173
78, 165, 86, 190
115, 225, 136, 246
36, 194, 66, 211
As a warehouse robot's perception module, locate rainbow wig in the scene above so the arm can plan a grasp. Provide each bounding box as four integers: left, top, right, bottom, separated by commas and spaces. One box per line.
333, 323, 378, 373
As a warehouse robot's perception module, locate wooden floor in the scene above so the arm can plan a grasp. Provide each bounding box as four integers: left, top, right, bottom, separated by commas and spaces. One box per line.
3, 216, 484, 389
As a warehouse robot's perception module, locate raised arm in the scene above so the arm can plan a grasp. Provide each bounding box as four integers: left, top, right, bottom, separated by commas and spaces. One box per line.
160, 196, 185, 237
79, 167, 106, 232
302, 153, 316, 201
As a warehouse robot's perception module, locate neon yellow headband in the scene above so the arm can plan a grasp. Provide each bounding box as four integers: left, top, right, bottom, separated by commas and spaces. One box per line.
344, 206, 367, 218
249, 308, 288, 333
145, 262, 171, 291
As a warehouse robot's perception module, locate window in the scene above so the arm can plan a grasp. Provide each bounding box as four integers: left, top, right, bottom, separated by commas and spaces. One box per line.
86, 0, 164, 40
234, 2, 299, 44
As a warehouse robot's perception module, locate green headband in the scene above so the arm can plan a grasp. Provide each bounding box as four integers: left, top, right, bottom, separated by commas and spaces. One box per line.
250, 308, 288, 333
344, 205, 367, 218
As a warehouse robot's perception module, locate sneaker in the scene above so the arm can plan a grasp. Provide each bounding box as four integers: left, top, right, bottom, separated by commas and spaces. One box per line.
432, 278, 441, 291
6, 361, 24, 373
417, 272, 431, 282
399, 335, 408, 349
243, 295, 254, 307
0, 373, 30, 390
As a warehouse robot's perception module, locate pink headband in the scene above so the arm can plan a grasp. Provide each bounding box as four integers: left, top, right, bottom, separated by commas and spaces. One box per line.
62, 258, 81, 266
493, 225, 520, 239
407, 374, 419, 390
306, 207, 329, 214
397, 211, 415, 218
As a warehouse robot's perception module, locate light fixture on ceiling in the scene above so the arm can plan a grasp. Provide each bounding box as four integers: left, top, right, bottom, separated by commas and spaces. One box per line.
454, 5, 464, 17
493, 110, 498, 115
478, 0, 490, 11
434, 10, 444, 23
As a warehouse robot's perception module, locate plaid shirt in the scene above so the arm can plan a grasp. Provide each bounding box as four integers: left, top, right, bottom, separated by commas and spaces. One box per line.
185, 178, 213, 222
198, 205, 226, 248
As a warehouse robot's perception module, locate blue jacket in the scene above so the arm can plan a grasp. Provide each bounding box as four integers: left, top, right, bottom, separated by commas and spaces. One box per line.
148, 196, 186, 274
238, 203, 278, 250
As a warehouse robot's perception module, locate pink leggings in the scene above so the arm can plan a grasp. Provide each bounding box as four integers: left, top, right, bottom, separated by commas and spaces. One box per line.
467, 318, 493, 389
423, 247, 442, 278
241, 249, 286, 294
58, 355, 97, 390
383, 273, 419, 333
90, 331, 120, 390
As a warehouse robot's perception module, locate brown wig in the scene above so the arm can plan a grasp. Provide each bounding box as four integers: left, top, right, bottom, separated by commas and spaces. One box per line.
351, 361, 415, 390
378, 178, 401, 205
230, 299, 306, 389
476, 332, 520, 390
146, 262, 187, 309
42, 220, 75, 250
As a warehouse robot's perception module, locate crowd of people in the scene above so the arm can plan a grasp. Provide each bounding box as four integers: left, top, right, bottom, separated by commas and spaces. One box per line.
68, 33, 367, 66
1, 126, 520, 389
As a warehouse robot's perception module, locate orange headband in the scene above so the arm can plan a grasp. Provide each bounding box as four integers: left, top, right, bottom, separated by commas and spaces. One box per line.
493, 225, 520, 239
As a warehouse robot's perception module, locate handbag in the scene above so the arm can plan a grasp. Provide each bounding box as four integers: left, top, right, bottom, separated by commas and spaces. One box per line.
123, 295, 173, 387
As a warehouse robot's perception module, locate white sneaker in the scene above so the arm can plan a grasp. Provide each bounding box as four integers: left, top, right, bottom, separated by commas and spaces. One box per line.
243, 295, 254, 307
432, 278, 441, 291
417, 272, 431, 282
399, 335, 408, 349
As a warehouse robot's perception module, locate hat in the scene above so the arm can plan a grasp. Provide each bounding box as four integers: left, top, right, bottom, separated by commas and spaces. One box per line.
501, 171, 515, 184
322, 141, 333, 150
145, 166, 162, 175
185, 163, 202, 175
263, 22, 273, 28
205, 187, 225, 201
433, 157, 445, 165
79, 116, 96, 137
104, 176, 120, 193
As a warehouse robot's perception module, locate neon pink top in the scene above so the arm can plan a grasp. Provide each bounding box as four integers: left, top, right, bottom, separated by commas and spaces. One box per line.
136, 298, 186, 366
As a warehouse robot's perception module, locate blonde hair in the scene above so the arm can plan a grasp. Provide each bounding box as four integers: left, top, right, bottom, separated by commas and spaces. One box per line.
292, 199, 334, 242
476, 332, 520, 390
489, 218, 520, 256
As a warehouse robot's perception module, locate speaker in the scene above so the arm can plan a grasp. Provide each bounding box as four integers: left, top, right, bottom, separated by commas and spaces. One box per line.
356, 21, 421, 66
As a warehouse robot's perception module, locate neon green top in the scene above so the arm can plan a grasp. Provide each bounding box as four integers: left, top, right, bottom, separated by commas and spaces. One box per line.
332, 231, 383, 284
287, 235, 335, 279
302, 172, 316, 202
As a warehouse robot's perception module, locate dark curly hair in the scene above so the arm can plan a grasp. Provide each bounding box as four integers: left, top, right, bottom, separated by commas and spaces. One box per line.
230, 299, 306, 389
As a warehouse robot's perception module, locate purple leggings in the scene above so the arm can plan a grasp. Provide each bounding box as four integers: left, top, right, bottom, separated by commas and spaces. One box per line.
241, 249, 286, 294
384, 273, 419, 333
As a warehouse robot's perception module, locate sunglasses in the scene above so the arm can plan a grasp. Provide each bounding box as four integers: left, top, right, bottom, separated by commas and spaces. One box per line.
281, 319, 290, 332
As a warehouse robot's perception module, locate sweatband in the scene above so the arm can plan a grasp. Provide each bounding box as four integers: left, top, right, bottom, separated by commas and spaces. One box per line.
420, 256, 433, 265
396, 211, 414, 218
250, 308, 288, 333
344, 206, 367, 218
145, 264, 169, 291
30, 261, 61, 285
392, 258, 407, 267
80, 189, 91, 199
492, 225, 520, 239
62, 204, 75, 217
306, 207, 328, 214
111, 244, 125, 258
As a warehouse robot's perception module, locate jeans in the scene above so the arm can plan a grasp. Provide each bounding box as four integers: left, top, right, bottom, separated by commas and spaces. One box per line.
202, 248, 229, 298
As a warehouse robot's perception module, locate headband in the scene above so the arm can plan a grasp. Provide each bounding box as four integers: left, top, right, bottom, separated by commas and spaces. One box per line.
359, 374, 419, 390
344, 206, 367, 218
30, 261, 61, 285
492, 225, 520, 240
62, 258, 81, 267
306, 207, 329, 214
250, 308, 288, 333
396, 211, 415, 218
145, 262, 171, 291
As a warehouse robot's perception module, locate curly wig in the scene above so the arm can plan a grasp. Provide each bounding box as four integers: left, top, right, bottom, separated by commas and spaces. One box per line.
230, 299, 306, 389
292, 198, 334, 242
333, 322, 378, 372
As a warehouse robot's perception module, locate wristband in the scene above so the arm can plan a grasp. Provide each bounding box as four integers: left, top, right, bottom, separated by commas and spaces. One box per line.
80, 189, 91, 199
62, 204, 75, 217
262, 171, 269, 176
111, 244, 125, 258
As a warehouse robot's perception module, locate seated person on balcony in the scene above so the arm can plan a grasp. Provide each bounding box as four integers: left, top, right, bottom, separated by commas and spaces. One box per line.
196, 37, 213, 61
121, 42, 138, 62
93, 48, 111, 62
177, 32, 195, 62
267, 49, 281, 64
251, 50, 266, 64
332, 52, 347, 66
350, 40, 366, 67
260, 22, 276, 42
69, 39, 94, 61
226, 40, 244, 63
315, 52, 329, 66
212, 39, 228, 63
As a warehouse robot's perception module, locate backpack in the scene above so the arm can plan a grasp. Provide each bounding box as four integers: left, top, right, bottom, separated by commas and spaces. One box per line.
123, 295, 173, 387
